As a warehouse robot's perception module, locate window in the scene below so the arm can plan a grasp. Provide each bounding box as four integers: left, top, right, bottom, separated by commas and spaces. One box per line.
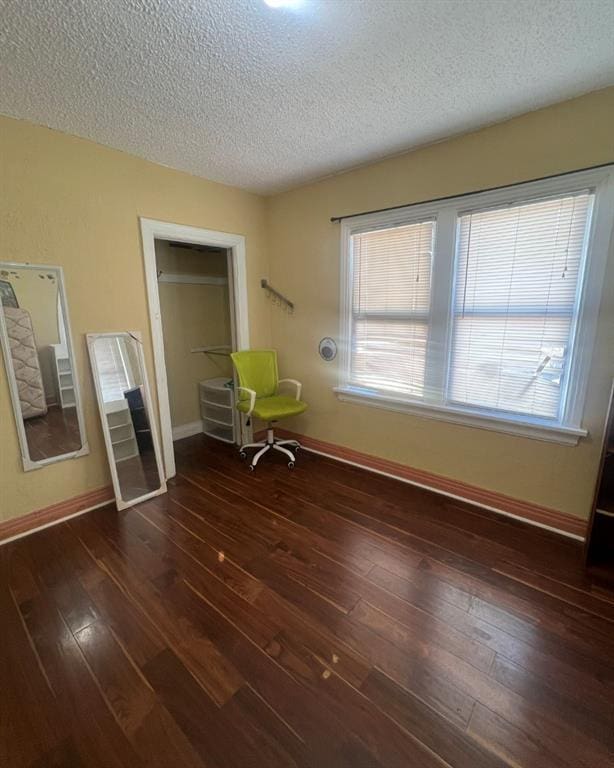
350, 219, 434, 397
449, 193, 592, 420
337, 168, 614, 444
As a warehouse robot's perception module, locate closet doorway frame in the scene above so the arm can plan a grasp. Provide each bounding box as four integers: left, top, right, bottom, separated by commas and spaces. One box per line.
140, 218, 250, 479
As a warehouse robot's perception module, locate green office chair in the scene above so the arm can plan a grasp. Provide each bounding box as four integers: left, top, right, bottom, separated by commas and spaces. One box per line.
230, 349, 307, 470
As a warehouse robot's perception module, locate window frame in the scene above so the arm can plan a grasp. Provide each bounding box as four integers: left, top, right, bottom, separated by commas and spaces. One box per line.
336, 167, 614, 445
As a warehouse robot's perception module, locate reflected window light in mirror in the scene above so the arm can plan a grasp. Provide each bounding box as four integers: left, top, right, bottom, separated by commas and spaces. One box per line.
95, 336, 139, 402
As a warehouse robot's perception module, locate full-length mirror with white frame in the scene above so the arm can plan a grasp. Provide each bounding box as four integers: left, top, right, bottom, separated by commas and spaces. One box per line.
87, 331, 166, 510
0, 262, 88, 470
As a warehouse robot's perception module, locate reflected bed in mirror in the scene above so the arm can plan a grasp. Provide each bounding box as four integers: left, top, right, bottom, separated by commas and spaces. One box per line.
0, 262, 88, 470
87, 332, 166, 509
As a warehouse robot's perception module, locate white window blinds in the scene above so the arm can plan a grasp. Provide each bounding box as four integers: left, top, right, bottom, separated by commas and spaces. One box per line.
339, 167, 614, 442
350, 219, 434, 397
96, 337, 132, 403
449, 191, 593, 420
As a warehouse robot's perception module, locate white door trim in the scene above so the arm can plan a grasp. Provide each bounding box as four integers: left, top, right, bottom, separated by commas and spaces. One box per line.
140, 218, 250, 479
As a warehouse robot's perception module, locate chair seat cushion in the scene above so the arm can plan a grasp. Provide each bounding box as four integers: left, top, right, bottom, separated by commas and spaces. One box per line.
238, 395, 308, 421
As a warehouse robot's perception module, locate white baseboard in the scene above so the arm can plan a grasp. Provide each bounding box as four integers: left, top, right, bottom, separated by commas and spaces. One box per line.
172, 420, 203, 441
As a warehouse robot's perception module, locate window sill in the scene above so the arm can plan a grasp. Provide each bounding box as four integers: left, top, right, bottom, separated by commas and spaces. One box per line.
333, 386, 587, 446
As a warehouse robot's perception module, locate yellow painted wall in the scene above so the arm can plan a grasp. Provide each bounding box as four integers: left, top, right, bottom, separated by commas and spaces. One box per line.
1, 88, 613, 527
0, 115, 270, 523
266, 87, 614, 521
156, 242, 233, 428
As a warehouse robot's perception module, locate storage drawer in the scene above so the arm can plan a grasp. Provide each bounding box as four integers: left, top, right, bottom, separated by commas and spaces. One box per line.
203, 424, 235, 444
201, 402, 234, 426
199, 379, 233, 407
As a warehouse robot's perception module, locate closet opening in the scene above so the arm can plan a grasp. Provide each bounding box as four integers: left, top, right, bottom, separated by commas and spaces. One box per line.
140, 219, 250, 479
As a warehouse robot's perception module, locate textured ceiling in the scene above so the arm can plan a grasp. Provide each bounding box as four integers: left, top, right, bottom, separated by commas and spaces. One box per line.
1, 0, 613, 194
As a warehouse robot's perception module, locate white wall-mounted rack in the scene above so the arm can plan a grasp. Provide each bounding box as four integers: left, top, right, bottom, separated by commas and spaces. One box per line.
261, 278, 294, 312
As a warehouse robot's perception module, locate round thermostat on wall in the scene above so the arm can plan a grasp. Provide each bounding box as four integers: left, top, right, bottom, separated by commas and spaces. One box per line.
318, 337, 337, 361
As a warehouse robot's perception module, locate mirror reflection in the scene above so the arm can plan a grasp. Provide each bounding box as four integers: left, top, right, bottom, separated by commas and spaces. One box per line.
0, 264, 85, 466
89, 333, 164, 505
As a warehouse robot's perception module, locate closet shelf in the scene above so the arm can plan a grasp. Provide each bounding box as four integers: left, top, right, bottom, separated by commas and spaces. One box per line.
157, 271, 227, 286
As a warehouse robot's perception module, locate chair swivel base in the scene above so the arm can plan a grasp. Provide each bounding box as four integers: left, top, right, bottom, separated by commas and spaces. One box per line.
239, 426, 301, 471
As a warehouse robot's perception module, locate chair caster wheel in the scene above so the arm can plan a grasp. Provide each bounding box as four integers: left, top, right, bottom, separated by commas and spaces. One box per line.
239, 451, 247, 460
288, 461, 295, 469
248, 464, 255, 472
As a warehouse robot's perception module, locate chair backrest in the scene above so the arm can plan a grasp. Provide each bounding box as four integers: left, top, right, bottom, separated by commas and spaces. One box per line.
231, 350, 279, 399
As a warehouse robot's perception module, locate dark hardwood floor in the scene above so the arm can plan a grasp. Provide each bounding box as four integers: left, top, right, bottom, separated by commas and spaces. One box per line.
2, 435, 614, 768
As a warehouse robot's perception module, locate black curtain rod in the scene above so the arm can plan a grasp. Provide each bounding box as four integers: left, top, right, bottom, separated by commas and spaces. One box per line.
329, 161, 614, 223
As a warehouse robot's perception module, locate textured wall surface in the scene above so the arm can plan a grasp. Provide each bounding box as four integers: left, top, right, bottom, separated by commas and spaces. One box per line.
0, 115, 270, 523
267, 88, 614, 521
1, 0, 613, 192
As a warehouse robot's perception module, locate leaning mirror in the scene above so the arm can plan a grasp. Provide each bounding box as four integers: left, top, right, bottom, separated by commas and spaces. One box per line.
87, 332, 166, 509
0, 263, 88, 470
